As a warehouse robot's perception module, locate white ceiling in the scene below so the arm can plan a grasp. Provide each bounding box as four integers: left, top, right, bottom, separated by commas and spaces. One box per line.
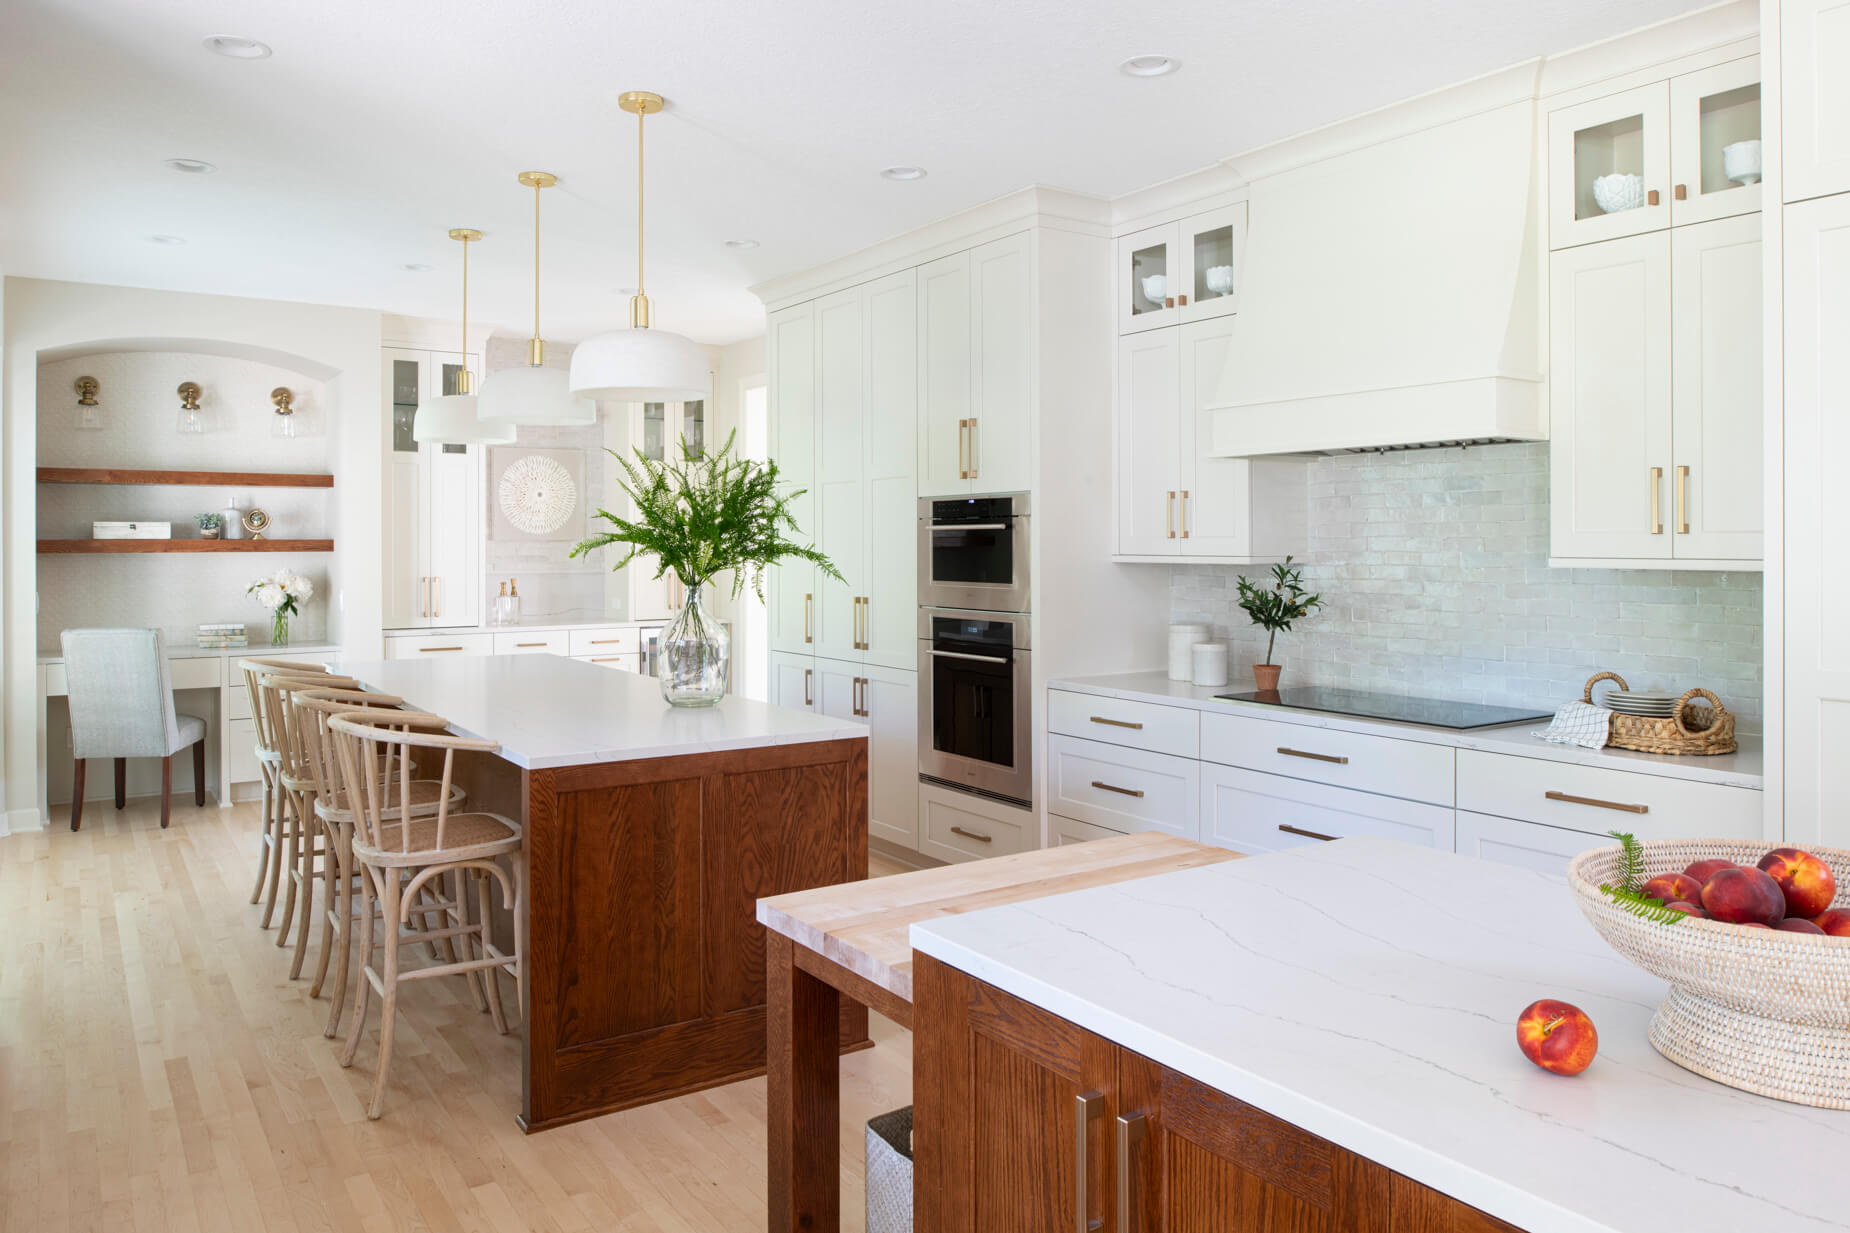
1, 0, 1708, 346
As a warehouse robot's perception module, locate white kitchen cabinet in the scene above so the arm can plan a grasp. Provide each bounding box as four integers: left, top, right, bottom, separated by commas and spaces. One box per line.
1115, 204, 1247, 334
770, 650, 817, 712
1200, 762, 1455, 856
1781, 191, 1850, 847
916, 233, 1032, 496
918, 779, 1032, 862
1455, 748, 1761, 839
815, 656, 920, 851
384, 632, 494, 659
814, 287, 867, 663
493, 630, 568, 655
1781, 0, 1850, 202
1549, 82, 1672, 248
1454, 811, 1608, 879
614, 398, 706, 623
1052, 814, 1127, 846
767, 303, 817, 655
383, 348, 483, 629
1668, 57, 1762, 226
862, 269, 920, 669
1114, 318, 1305, 563
1200, 711, 1455, 805
1047, 734, 1199, 840
1047, 689, 1199, 758
916, 251, 973, 496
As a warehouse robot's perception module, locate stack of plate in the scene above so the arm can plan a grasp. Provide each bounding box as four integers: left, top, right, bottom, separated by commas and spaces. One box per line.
1604, 689, 1681, 717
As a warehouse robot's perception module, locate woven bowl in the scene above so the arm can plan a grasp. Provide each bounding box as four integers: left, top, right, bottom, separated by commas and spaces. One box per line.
1569, 838, 1850, 1108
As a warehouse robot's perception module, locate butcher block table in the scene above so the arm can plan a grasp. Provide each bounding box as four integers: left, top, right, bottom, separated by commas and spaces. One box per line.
755, 833, 1241, 1233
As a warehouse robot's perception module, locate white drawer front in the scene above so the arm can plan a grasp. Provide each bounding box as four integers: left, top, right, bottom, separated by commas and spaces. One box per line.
569, 627, 640, 657
1456, 750, 1761, 840
223, 716, 262, 787
918, 782, 1032, 863
1201, 763, 1455, 856
43, 664, 67, 697
1053, 814, 1128, 846
1048, 735, 1199, 840
575, 652, 641, 673
384, 633, 494, 660
494, 630, 569, 655
169, 657, 224, 690
1455, 811, 1610, 880
223, 682, 251, 720
1048, 690, 1199, 758
1201, 712, 1454, 805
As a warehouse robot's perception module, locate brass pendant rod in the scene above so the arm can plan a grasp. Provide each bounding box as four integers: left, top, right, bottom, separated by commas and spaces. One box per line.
635, 102, 646, 301
460, 232, 468, 376
533, 178, 542, 352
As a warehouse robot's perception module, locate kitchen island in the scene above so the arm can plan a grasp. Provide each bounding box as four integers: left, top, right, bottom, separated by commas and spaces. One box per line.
332, 653, 870, 1131
911, 837, 1848, 1233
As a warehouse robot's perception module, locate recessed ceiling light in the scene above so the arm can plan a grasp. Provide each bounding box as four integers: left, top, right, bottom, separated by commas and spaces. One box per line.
147, 234, 187, 246
1120, 54, 1180, 78
880, 166, 927, 182
202, 35, 271, 59
724, 238, 759, 249
164, 157, 216, 174
402, 263, 432, 272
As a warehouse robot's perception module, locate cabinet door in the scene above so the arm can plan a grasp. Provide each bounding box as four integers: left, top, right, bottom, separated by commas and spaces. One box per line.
768, 303, 818, 653
424, 352, 483, 629
1670, 213, 1762, 561
814, 288, 867, 662
1117, 221, 1180, 333
815, 659, 860, 722
864, 269, 920, 670
1177, 204, 1247, 324
1783, 193, 1850, 846
968, 233, 1033, 493
1115, 330, 1181, 555
865, 665, 920, 850
1668, 58, 1762, 226
1782, 0, 1850, 202
1177, 318, 1260, 558
769, 651, 816, 712
1200, 763, 1455, 856
1549, 82, 1671, 249
917, 251, 974, 496
383, 350, 427, 629
1548, 232, 1673, 561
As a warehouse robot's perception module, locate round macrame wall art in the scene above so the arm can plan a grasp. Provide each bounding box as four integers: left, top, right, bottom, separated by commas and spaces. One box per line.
497, 454, 578, 536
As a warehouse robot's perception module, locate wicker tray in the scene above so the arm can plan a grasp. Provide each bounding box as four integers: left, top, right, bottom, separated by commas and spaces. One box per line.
1583, 671, 1737, 756
1569, 838, 1850, 1108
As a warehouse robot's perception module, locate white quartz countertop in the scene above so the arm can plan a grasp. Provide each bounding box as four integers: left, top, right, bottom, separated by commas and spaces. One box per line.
1051, 672, 1763, 790
383, 611, 664, 634
912, 839, 1849, 1233
327, 654, 865, 769
39, 642, 342, 663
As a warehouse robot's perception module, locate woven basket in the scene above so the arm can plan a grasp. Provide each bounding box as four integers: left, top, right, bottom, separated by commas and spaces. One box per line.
1582, 671, 1737, 756
1569, 838, 1850, 1108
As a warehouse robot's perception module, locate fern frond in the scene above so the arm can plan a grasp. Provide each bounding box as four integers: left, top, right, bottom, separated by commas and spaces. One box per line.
1608, 830, 1646, 894
1598, 884, 1689, 925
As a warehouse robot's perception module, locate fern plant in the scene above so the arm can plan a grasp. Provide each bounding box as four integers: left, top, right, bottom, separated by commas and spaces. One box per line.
1598, 831, 1686, 925
570, 431, 841, 598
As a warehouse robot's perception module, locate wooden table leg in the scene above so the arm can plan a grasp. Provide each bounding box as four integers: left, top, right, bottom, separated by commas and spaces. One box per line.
766, 929, 840, 1233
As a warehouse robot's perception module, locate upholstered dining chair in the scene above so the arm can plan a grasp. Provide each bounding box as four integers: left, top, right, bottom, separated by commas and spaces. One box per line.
60, 628, 208, 831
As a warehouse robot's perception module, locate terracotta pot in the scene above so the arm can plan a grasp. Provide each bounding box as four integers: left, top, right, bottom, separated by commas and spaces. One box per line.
1253, 663, 1282, 692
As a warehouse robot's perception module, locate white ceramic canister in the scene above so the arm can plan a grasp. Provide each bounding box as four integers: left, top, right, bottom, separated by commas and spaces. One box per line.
1192, 641, 1230, 688
1168, 624, 1208, 680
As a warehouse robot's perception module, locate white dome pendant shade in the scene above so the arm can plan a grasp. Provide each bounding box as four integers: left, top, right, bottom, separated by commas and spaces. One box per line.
569, 90, 712, 405
415, 228, 517, 446
477, 172, 596, 427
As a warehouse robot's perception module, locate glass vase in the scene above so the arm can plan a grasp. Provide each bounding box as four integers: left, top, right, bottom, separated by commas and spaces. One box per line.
272, 609, 290, 647
659, 582, 730, 707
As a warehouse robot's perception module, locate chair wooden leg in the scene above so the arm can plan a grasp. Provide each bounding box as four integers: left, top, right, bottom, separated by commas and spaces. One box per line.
477, 870, 509, 1035
367, 868, 403, 1120
159, 756, 172, 830
324, 839, 356, 1038
250, 767, 272, 906
289, 812, 320, 979
311, 823, 344, 999
114, 758, 126, 809
275, 794, 300, 947
192, 740, 206, 806
260, 776, 286, 927
342, 868, 376, 1069
70, 759, 85, 832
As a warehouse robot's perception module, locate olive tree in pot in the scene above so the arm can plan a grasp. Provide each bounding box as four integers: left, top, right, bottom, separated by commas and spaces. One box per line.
1235, 556, 1324, 693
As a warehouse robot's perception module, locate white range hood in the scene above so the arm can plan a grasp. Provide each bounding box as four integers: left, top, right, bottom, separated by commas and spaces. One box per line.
1210, 99, 1547, 456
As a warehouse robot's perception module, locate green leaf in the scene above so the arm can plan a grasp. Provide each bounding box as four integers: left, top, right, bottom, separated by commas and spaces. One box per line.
1598, 884, 1688, 925
1608, 830, 1645, 894
1235, 555, 1326, 640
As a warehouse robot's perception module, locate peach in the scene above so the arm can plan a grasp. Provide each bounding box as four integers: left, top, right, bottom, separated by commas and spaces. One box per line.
1738, 921, 1772, 929
1516, 999, 1598, 1076
1641, 873, 1704, 905
1664, 900, 1709, 918
1812, 909, 1850, 937
1701, 866, 1787, 926
1777, 918, 1827, 934
1684, 858, 1738, 884
1757, 848, 1838, 920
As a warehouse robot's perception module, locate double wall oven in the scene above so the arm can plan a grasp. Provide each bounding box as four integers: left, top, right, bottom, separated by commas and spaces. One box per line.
918, 495, 1033, 807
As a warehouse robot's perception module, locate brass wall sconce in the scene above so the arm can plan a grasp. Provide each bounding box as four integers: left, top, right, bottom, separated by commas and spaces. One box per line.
176, 381, 205, 434
74, 375, 102, 430
271, 386, 297, 439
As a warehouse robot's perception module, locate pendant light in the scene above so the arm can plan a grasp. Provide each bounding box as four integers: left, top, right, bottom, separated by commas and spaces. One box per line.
477, 172, 596, 427
569, 91, 712, 404
414, 228, 517, 445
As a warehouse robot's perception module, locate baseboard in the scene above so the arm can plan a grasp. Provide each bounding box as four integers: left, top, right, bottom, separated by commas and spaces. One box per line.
2, 807, 47, 835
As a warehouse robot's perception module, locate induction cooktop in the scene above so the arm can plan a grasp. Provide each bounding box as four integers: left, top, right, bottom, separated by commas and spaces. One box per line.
1213, 687, 1552, 731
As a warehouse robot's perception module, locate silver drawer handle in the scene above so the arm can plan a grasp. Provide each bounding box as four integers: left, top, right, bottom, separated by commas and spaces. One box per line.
1545, 790, 1648, 815
1278, 823, 1339, 842
1090, 716, 1144, 730
1090, 780, 1145, 799
929, 649, 1010, 664
1277, 746, 1348, 765
950, 825, 993, 844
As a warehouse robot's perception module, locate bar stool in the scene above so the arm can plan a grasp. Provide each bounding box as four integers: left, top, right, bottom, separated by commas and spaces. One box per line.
240, 657, 338, 926
328, 710, 523, 1120
291, 686, 470, 1035
258, 671, 361, 958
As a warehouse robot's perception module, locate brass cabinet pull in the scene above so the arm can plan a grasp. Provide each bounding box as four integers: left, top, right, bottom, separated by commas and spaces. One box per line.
432, 576, 440, 618
419, 577, 428, 618
804, 593, 813, 644
1116, 1113, 1148, 1233
853, 676, 868, 718
1676, 465, 1690, 534
967, 417, 978, 479
804, 667, 813, 708
1165, 491, 1176, 539
516, 641, 547, 648
1648, 188, 1661, 206
1075, 1092, 1105, 1233
1177, 294, 1188, 306
1674, 183, 1688, 200
1278, 823, 1339, 842
1090, 780, 1145, 799
1545, 789, 1648, 815
957, 418, 970, 479
1649, 467, 1663, 535
1277, 746, 1348, 765
950, 825, 993, 844
1163, 296, 1175, 309
1180, 490, 1190, 539
417, 646, 465, 653
590, 656, 627, 663
1090, 716, 1144, 730
589, 638, 627, 645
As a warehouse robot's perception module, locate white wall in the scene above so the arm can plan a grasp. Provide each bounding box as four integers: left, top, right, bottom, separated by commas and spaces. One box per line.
3, 277, 383, 827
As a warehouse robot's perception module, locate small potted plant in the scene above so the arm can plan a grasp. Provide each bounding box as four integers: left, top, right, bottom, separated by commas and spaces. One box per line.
1235, 556, 1324, 693
195, 512, 223, 540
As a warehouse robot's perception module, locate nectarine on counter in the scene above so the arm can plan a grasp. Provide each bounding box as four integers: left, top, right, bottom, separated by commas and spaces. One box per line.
1516, 1000, 1598, 1076
1757, 848, 1838, 919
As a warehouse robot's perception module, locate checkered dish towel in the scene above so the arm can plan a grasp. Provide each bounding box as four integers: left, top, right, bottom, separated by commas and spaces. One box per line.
1535, 701, 1612, 749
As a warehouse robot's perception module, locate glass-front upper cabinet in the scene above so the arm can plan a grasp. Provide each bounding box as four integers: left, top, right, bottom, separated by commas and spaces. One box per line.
1549, 82, 1672, 248
640, 399, 706, 460
1116, 203, 1248, 334
1669, 57, 1761, 226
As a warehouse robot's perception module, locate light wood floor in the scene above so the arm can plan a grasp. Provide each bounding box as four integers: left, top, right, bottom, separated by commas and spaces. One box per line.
0, 797, 914, 1233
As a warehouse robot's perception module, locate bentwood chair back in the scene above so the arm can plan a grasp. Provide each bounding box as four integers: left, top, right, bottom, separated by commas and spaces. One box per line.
257, 672, 360, 967
238, 657, 340, 923
60, 628, 208, 831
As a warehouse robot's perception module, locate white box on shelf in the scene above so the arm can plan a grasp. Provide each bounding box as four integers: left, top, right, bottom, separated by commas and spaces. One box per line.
92, 521, 171, 539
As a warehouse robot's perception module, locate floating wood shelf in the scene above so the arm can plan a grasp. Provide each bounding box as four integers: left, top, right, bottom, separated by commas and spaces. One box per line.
37, 468, 334, 488
37, 539, 335, 555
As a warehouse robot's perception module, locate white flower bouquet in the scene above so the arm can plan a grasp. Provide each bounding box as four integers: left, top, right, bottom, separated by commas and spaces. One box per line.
248, 567, 314, 646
